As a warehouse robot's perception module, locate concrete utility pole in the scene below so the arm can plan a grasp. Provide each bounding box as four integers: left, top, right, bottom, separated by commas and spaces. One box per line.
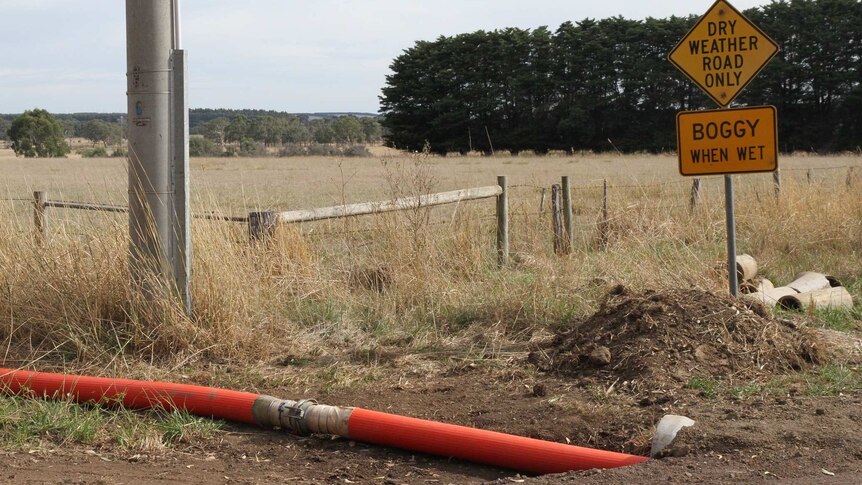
126, 0, 191, 314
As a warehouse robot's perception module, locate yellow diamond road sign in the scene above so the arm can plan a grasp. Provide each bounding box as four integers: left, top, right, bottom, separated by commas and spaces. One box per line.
668, 0, 779, 107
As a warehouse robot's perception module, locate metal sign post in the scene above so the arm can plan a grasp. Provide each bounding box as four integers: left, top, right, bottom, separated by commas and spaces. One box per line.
668, 0, 779, 296
724, 175, 738, 296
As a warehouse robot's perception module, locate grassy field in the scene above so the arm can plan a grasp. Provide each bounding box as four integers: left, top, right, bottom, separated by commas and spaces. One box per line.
0, 148, 860, 369
1, 148, 861, 483
3, 147, 858, 210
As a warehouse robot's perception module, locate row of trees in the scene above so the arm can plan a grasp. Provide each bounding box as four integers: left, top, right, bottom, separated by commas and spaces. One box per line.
380, 0, 862, 154
3, 109, 384, 158
193, 114, 382, 149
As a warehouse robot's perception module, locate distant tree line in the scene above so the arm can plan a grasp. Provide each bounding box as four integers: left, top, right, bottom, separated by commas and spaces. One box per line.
194, 113, 381, 146
2, 109, 384, 158
190, 108, 378, 128
380, 0, 862, 154
191, 113, 383, 157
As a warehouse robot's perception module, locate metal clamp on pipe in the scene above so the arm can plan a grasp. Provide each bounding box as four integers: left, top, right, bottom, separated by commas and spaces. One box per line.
253, 396, 316, 435
280, 399, 317, 435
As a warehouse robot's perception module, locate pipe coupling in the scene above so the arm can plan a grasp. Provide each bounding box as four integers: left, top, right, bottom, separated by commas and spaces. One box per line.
252, 396, 353, 437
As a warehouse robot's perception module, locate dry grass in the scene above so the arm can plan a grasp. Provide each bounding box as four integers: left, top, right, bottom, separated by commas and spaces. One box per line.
0, 148, 860, 372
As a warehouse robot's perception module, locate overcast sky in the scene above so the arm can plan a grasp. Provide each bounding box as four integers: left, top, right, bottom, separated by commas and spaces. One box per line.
0, 0, 774, 114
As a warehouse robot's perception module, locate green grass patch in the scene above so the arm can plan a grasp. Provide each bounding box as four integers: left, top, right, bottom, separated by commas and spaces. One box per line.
0, 395, 223, 451
815, 309, 859, 332
688, 376, 720, 398
0, 398, 103, 447
358, 305, 393, 337
728, 383, 766, 400
727, 376, 798, 400
725, 366, 862, 400
805, 365, 862, 396
291, 298, 347, 327
156, 409, 222, 446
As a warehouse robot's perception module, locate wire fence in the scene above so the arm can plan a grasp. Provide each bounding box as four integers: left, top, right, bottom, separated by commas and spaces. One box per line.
4, 163, 859, 256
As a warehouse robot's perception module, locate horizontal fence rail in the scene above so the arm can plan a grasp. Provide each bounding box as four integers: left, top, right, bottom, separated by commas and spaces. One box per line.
39, 196, 247, 222
45, 200, 129, 213
248, 183, 510, 265
274, 185, 503, 224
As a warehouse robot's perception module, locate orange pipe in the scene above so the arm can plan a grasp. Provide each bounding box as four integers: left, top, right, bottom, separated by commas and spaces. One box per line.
348, 408, 648, 474
0, 368, 259, 424
0, 368, 648, 474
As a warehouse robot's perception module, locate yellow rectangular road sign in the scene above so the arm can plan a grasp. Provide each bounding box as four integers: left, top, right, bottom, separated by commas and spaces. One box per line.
677, 106, 777, 176
668, 0, 779, 107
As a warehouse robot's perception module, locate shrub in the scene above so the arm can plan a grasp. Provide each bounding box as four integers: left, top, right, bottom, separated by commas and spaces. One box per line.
189, 136, 221, 157
276, 143, 371, 158
80, 147, 109, 158
342, 145, 372, 157
279, 143, 307, 157
307, 143, 339, 156
238, 138, 267, 157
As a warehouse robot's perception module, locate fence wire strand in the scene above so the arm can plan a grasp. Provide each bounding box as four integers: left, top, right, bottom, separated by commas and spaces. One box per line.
11, 167, 858, 242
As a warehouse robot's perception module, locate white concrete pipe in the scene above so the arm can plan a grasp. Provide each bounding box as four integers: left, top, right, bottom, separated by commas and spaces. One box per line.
779, 287, 854, 311
787, 272, 841, 294
736, 254, 758, 283
741, 277, 774, 295
744, 285, 799, 308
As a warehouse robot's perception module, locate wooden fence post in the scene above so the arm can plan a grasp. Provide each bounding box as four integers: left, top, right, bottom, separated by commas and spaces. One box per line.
496, 176, 509, 266
248, 211, 278, 242
600, 179, 609, 249
807, 168, 813, 185
33, 191, 47, 246
689, 178, 702, 211
773, 169, 782, 196
551, 184, 564, 255
847, 167, 856, 188
561, 176, 574, 254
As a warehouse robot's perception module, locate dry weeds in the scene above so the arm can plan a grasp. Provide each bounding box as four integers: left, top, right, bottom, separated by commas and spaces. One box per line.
0, 148, 860, 372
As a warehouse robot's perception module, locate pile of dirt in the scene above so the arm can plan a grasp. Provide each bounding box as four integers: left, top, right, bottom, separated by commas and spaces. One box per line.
531, 286, 824, 394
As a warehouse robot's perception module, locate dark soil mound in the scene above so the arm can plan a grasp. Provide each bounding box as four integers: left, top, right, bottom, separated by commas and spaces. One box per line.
531, 287, 824, 394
